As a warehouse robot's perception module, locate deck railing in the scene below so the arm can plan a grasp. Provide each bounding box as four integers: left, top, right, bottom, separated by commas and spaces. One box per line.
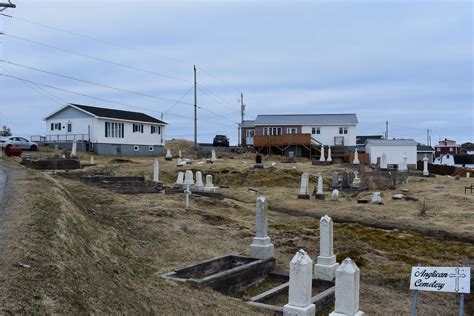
254, 134, 312, 147
31, 134, 90, 143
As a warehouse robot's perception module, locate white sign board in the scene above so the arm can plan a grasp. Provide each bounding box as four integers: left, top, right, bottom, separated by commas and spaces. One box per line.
410, 267, 470, 293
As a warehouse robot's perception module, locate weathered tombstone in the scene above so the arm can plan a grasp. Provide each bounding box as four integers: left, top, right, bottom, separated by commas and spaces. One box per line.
54, 144, 59, 157
380, 152, 388, 169
176, 158, 186, 167
153, 159, 160, 182
315, 215, 339, 281
204, 175, 215, 192
467, 172, 471, 179
371, 192, 382, 204
422, 155, 429, 176
332, 171, 339, 189
298, 172, 310, 199
352, 170, 361, 188
184, 185, 191, 209
319, 145, 325, 162
211, 149, 217, 162
331, 189, 339, 201
71, 140, 78, 157
327, 146, 332, 162
90, 155, 95, 164
184, 170, 194, 187
254, 154, 264, 169
175, 172, 184, 187
287, 151, 296, 163
283, 249, 316, 316
178, 149, 182, 158
329, 258, 364, 316
249, 196, 275, 259
342, 171, 350, 189
353, 148, 360, 165
165, 148, 172, 161
398, 153, 408, 172
195, 171, 204, 191
315, 173, 325, 200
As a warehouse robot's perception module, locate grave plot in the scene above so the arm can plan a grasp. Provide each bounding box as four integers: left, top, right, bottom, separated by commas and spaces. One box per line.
21, 157, 81, 170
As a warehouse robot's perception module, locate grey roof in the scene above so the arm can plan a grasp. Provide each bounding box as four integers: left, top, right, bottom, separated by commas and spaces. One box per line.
253, 114, 358, 126
241, 120, 255, 128
365, 139, 418, 146
356, 135, 383, 145
417, 144, 434, 152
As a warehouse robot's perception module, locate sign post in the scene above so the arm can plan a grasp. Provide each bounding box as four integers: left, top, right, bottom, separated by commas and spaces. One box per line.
410, 266, 470, 315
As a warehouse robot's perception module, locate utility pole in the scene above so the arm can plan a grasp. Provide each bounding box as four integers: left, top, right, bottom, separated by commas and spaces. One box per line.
385, 121, 389, 139
239, 92, 245, 147
193, 65, 197, 153
426, 129, 429, 146
0, 1, 16, 11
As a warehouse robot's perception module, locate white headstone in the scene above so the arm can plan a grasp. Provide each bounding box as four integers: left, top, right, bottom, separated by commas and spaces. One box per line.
331, 189, 339, 201
317, 173, 324, 195
422, 155, 429, 176
467, 172, 470, 178
211, 149, 217, 162
398, 153, 408, 172
371, 192, 382, 204
249, 196, 274, 259
90, 155, 95, 164
176, 158, 186, 166
184, 185, 191, 209
175, 172, 184, 186
71, 140, 78, 157
315, 215, 339, 281
178, 149, 182, 158
153, 159, 160, 182
204, 175, 215, 192
380, 152, 388, 169
352, 170, 361, 188
329, 258, 364, 316
327, 146, 332, 162
195, 171, 204, 191
184, 170, 194, 187
283, 249, 316, 316
319, 146, 326, 162
165, 148, 172, 160
298, 173, 310, 198
353, 148, 360, 165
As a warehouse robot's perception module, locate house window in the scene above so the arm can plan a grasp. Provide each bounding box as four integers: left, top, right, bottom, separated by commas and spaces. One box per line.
134, 145, 140, 152
149, 146, 154, 152
133, 124, 144, 133
449, 147, 453, 152
151, 125, 161, 134
312, 127, 320, 135
50, 123, 54, 131
67, 123, 72, 133
339, 127, 348, 135
287, 128, 297, 134
52, 123, 62, 130
105, 121, 124, 138
264, 127, 282, 136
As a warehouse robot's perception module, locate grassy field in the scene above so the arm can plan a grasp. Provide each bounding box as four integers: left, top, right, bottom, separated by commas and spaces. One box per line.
2, 144, 473, 315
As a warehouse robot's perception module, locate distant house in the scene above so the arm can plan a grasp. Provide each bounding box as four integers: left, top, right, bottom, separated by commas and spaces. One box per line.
43, 103, 167, 156
241, 113, 358, 157
434, 154, 474, 168
356, 135, 383, 152
365, 139, 418, 167
461, 142, 474, 155
434, 138, 461, 157
417, 144, 435, 162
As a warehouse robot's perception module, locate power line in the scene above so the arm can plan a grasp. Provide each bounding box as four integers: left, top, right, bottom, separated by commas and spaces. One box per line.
198, 85, 240, 113
0, 32, 193, 83
163, 85, 194, 114
198, 106, 239, 125
0, 59, 195, 106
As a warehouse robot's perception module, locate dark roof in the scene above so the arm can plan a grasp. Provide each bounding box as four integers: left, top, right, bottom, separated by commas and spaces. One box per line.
71, 104, 166, 124
454, 154, 474, 165
356, 135, 383, 145
417, 144, 434, 152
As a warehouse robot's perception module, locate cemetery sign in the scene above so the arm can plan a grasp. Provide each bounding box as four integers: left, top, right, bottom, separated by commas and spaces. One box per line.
410, 267, 470, 294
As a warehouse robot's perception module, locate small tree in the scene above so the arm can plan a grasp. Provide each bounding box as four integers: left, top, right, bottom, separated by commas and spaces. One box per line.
0, 126, 12, 137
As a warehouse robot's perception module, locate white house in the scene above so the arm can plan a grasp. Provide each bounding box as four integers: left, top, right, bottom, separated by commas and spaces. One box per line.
433, 154, 474, 168
365, 139, 418, 167
44, 103, 167, 156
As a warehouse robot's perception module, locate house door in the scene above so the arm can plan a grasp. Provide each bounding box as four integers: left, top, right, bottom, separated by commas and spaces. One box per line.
246, 130, 255, 145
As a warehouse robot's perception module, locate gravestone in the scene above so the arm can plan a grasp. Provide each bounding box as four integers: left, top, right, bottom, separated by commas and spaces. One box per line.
178, 149, 182, 158
332, 172, 339, 189
342, 171, 350, 189
331, 189, 339, 201
319, 146, 326, 162
467, 172, 470, 179
380, 152, 388, 169
327, 146, 332, 162
54, 145, 59, 157
184, 170, 194, 187
329, 258, 364, 316
352, 148, 360, 165
204, 175, 216, 192
298, 172, 310, 199
71, 140, 78, 157
249, 196, 275, 259
176, 158, 186, 167
315, 173, 325, 200
315, 215, 339, 281
90, 155, 95, 164
165, 148, 172, 161
184, 185, 191, 209
153, 159, 160, 182
195, 171, 204, 191
254, 154, 264, 169
371, 192, 382, 204
287, 151, 296, 163
422, 155, 429, 176
283, 249, 316, 316
398, 153, 408, 172
352, 170, 361, 188
211, 149, 217, 162
175, 172, 184, 187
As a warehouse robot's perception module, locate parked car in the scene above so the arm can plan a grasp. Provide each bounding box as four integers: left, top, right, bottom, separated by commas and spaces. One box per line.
0, 136, 38, 151
213, 135, 229, 147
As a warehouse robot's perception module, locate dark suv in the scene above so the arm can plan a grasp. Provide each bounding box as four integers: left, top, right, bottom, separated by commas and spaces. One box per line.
213, 135, 229, 147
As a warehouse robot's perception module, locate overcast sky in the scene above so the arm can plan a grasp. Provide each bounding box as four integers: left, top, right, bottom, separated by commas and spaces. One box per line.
0, 0, 472, 144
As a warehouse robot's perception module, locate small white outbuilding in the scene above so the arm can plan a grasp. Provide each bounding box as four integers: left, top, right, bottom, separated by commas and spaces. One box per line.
365, 139, 418, 168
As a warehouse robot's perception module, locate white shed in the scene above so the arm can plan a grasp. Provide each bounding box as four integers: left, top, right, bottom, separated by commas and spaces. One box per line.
365, 139, 418, 167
